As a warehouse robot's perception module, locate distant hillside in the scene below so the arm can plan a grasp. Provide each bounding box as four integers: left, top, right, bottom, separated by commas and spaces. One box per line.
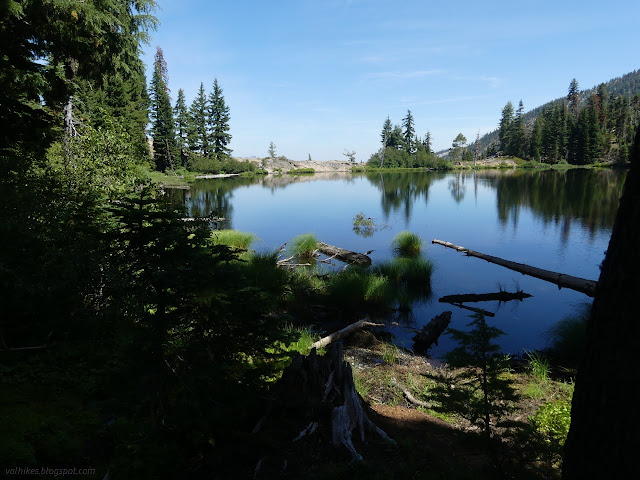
473, 69, 640, 154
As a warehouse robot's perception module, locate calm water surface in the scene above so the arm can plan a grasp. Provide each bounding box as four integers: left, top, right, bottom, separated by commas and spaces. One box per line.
174, 169, 626, 358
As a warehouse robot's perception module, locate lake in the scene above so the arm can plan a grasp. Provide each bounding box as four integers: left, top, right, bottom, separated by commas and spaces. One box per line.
171, 168, 627, 358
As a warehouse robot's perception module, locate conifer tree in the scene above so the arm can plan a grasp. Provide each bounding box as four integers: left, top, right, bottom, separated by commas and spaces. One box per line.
208, 79, 232, 156
174, 89, 189, 166
381, 116, 393, 147
568, 78, 580, 118
188, 83, 209, 156
424, 131, 432, 154
149, 47, 177, 171
402, 110, 416, 153
529, 116, 544, 161
498, 101, 514, 154
510, 100, 526, 157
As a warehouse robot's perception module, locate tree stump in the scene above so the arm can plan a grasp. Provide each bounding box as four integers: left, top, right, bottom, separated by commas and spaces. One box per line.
276, 342, 395, 460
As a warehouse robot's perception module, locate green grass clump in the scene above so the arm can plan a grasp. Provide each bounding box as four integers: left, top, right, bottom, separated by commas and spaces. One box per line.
290, 233, 318, 258
287, 167, 315, 174
210, 229, 257, 250
525, 351, 550, 382
244, 251, 290, 294
375, 256, 433, 287
326, 269, 393, 310
391, 231, 423, 257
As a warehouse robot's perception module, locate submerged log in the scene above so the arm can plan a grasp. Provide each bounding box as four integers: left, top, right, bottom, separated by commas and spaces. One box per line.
446, 303, 495, 318
439, 291, 532, 304
412, 311, 452, 354
317, 242, 372, 266
276, 342, 395, 460
432, 239, 597, 297
310, 319, 384, 350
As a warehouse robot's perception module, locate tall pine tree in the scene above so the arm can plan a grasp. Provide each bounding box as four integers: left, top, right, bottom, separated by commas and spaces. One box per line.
188, 83, 209, 156
149, 47, 176, 171
208, 78, 232, 156
498, 101, 514, 155
402, 109, 416, 153
174, 89, 189, 166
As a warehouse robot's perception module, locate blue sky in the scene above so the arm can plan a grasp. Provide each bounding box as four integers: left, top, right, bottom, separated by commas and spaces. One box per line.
141, 0, 640, 161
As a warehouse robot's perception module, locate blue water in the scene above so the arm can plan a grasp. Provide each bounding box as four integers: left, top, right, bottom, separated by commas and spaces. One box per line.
177, 169, 625, 358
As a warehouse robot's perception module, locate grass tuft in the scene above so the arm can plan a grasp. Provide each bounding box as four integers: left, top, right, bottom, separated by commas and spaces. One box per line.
375, 256, 433, 287
290, 233, 318, 258
525, 350, 550, 382
210, 230, 257, 250
391, 231, 423, 257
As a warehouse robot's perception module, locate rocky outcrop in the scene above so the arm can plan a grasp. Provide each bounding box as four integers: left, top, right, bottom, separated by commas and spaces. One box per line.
237, 156, 356, 173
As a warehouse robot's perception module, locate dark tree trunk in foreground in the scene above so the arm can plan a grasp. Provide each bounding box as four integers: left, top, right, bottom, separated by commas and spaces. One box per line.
563, 127, 640, 478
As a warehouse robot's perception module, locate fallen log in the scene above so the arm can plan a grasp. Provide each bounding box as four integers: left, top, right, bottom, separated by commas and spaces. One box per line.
311, 319, 384, 350
317, 241, 372, 266
439, 291, 532, 304
432, 239, 597, 297
444, 302, 495, 317
412, 311, 452, 354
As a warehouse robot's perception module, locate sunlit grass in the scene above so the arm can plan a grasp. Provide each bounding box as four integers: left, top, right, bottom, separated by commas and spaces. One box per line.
525, 350, 550, 383
391, 231, 423, 257
290, 233, 318, 258
210, 229, 257, 250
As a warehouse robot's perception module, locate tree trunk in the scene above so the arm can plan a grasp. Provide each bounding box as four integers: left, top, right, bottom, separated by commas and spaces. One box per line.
412, 311, 452, 354
276, 342, 395, 460
316, 242, 372, 266
563, 128, 640, 478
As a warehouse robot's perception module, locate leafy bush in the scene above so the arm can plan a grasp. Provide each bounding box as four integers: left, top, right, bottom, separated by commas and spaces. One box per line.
530, 398, 572, 448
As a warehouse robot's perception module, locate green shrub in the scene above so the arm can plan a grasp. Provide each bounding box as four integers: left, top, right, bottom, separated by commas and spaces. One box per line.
530, 398, 572, 448
287, 167, 315, 174
391, 231, 423, 257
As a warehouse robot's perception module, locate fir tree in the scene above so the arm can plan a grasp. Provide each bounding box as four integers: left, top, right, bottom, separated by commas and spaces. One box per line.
188, 83, 209, 156
529, 116, 544, 161
510, 100, 526, 157
424, 131, 432, 154
149, 47, 177, 171
174, 89, 189, 166
402, 109, 416, 153
208, 79, 232, 156
568, 78, 580, 118
498, 101, 514, 155
381, 116, 392, 147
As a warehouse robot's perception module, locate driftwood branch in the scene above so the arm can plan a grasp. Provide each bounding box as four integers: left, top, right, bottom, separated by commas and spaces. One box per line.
439, 291, 532, 304
311, 319, 384, 350
317, 242, 372, 266
391, 377, 431, 408
432, 239, 597, 297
